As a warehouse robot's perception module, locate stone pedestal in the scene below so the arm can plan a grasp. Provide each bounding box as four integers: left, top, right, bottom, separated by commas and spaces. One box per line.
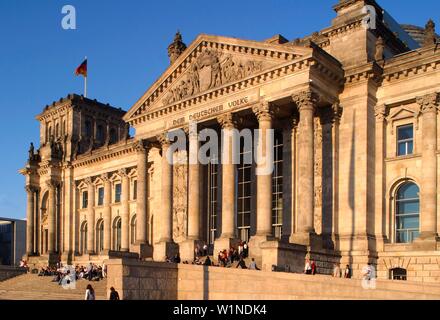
132, 243, 153, 259
153, 241, 179, 261
248, 235, 276, 261
179, 239, 204, 262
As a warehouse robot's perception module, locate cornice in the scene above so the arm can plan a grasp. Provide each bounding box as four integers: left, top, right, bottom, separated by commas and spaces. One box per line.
72, 143, 136, 168
344, 62, 383, 86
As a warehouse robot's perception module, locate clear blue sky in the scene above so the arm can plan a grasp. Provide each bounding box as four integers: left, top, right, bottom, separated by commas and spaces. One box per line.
0, 0, 438, 220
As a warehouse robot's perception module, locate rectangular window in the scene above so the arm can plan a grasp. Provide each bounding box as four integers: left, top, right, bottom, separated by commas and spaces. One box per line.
82, 191, 88, 209
98, 187, 104, 206
115, 183, 122, 203
272, 131, 283, 239
133, 180, 137, 200
397, 124, 414, 156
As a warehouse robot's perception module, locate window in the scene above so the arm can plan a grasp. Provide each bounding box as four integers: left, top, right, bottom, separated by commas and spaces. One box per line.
80, 221, 88, 254
133, 180, 137, 200
96, 125, 105, 142
113, 217, 122, 251
207, 154, 219, 245
272, 131, 283, 239
109, 128, 118, 144
397, 125, 414, 156
131, 215, 137, 245
85, 120, 92, 138
237, 138, 252, 242
395, 182, 420, 243
390, 268, 407, 281
96, 219, 104, 253
82, 191, 88, 209
114, 183, 122, 203
97, 187, 104, 206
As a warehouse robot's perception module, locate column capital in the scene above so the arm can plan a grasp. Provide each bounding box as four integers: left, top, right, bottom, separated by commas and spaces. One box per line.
332, 102, 343, 123
416, 93, 439, 114
252, 101, 273, 122
217, 113, 237, 129
134, 139, 150, 153
292, 90, 319, 112
374, 104, 387, 121
157, 133, 172, 147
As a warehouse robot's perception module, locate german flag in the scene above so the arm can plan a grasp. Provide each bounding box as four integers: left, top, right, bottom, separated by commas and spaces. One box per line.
75, 58, 87, 77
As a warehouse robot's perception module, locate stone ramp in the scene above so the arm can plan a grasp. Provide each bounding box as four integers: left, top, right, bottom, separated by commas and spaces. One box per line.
0, 273, 107, 300
106, 259, 440, 300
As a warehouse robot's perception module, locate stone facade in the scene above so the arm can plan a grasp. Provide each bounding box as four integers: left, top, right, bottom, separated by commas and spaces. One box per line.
20, 0, 440, 282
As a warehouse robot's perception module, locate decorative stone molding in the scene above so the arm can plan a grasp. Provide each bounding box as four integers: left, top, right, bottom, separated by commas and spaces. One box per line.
292, 90, 319, 112
374, 104, 387, 121
100, 173, 110, 183
134, 139, 149, 153
157, 133, 172, 147
252, 101, 273, 122
45, 180, 58, 190
423, 19, 437, 47
168, 31, 187, 64
84, 177, 93, 186
332, 102, 343, 125
416, 93, 438, 113
118, 168, 129, 178
217, 113, 237, 129
25, 185, 37, 194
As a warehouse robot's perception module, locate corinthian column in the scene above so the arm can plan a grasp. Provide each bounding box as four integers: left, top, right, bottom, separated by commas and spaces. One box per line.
417, 93, 439, 241
120, 168, 130, 252
153, 133, 178, 261
187, 125, 201, 240
46, 180, 57, 254
102, 173, 112, 251
135, 140, 149, 245
213, 113, 239, 258
291, 90, 318, 244
25, 186, 35, 255
252, 101, 274, 237
85, 177, 95, 254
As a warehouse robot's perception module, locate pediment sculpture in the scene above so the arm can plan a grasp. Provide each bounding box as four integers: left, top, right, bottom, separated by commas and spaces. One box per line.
162, 48, 264, 106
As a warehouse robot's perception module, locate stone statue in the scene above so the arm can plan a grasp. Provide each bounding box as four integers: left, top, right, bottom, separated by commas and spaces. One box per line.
168, 31, 187, 64
28, 142, 35, 160
375, 37, 385, 61
424, 19, 437, 47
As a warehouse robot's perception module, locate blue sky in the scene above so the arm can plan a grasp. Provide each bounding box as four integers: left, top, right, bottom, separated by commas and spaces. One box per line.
0, 0, 439, 220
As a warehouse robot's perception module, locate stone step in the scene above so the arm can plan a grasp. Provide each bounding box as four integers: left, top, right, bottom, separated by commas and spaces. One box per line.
0, 274, 107, 300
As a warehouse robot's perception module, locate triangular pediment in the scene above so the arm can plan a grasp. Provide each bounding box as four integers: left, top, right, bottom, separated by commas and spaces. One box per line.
388, 107, 417, 120
124, 34, 313, 122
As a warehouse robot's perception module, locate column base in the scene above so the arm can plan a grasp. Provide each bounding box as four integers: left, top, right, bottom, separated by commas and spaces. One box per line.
132, 242, 153, 259
213, 237, 241, 261
289, 232, 322, 249
153, 241, 179, 262
180, 239, 204, 262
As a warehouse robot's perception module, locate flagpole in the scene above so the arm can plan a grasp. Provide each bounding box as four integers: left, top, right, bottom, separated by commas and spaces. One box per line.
84, 56, 87, 98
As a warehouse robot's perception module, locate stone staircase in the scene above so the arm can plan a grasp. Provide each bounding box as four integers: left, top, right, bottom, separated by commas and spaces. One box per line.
0, 273, 107, 300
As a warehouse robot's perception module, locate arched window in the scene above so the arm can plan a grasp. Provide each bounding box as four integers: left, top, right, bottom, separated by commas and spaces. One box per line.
80, 221, 88, 254
130, 215, 137, 245
395, 182, 420, 243
96, 219, 104, 253
113, 217, 122, 251
390, 267, 407, 280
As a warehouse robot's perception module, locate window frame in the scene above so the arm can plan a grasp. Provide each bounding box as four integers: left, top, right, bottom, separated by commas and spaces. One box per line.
396, 124, 414, 157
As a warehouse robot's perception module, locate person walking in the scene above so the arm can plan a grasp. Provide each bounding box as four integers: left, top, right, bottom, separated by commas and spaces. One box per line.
203, 256, 212, 266
109, 287, 120, 300
236, 257, 247, 269
85, 284, 95, 300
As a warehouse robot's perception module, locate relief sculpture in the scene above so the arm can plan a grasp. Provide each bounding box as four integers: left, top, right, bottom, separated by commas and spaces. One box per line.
162, 49, 264, 106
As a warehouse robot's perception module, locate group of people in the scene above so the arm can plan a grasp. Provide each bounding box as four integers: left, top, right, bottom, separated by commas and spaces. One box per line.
332, 263, 352, 278
217, 241, 249, 267
84, 285, 120, 301
304, 258, 317, 275
37, 262, 107, 283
